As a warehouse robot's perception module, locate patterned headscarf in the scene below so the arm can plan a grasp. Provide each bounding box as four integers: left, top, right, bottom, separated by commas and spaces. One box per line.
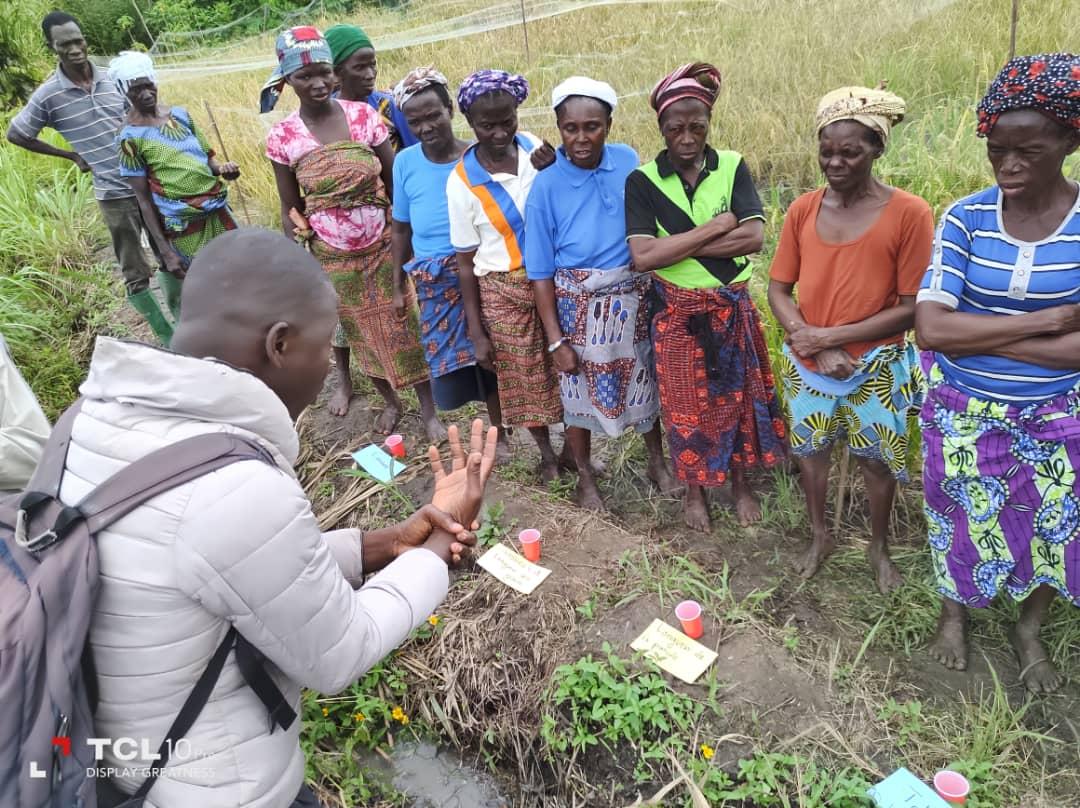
976, 53, 1080, 136
260, 26, 334, 114
108, 51, 156, 96
325, 23, 374, 67
649, 63, 721, 119
815, 86, 906, 147
393, 66, 450, 110
457, 69, 529, 115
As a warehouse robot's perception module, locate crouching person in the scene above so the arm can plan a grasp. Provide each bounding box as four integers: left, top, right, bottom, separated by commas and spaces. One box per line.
68, 229, 496, 807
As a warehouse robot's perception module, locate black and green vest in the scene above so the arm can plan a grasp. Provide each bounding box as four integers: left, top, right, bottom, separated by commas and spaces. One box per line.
637, 147, 751, 289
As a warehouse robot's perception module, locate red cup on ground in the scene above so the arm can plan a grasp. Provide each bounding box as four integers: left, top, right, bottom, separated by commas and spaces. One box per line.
384, 434, 406, 459
675, 600, 704, 639
933, 770, 970, 805
518, 529, 541, 562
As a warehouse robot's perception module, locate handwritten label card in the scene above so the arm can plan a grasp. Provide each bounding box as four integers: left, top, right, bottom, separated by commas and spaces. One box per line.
352, 445, 406, 483
630, 619, 718, 684
476, 543, 551, 594
866, 768, 949, 808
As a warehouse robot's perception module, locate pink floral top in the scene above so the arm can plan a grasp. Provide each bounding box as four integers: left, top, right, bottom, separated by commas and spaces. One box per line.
265, 99, 390, 251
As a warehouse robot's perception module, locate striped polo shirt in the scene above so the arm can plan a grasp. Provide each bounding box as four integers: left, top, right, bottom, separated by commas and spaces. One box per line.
918, 184, 1080, 403
10, 63, 130, 200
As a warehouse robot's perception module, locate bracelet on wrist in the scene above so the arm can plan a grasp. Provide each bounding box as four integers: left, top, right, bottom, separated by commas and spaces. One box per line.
547, 336, 568, 353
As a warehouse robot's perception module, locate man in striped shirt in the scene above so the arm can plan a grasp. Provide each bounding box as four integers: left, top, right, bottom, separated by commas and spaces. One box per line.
6, 11, 173, 345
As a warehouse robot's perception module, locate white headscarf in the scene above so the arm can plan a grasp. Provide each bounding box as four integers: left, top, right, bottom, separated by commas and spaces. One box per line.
551, 76, 618, 113
108, 51, 156, 96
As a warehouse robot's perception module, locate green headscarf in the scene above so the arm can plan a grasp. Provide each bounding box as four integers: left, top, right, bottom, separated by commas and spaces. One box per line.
325, 24, 374, 67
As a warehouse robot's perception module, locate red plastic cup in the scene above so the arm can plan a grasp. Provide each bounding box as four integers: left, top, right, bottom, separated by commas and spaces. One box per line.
675, 600, 704, 639
518, 529, 541, 562
933, 771, 970, 805
384, 434, 406, 459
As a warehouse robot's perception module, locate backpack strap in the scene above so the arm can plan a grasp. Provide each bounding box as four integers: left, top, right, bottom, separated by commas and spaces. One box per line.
15, 399, 84, 526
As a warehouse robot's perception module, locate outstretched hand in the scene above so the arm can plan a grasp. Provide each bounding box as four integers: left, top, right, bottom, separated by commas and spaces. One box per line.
429, 419, 499, 531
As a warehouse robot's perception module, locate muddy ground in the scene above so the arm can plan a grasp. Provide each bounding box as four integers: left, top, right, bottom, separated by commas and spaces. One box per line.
291, 357, 1080, 808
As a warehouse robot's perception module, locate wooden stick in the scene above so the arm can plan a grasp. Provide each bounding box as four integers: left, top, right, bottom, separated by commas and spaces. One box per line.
202, 101, 253, 225
519, 0, 531, 65
130, 0, 154, 48
1008, 0, 1020, 60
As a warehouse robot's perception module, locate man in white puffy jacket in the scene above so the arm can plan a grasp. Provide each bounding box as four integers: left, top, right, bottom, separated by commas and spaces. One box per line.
63, 229, 496, 807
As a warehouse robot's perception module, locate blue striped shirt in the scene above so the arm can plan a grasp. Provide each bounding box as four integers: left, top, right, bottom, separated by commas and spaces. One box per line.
918, 184, 1080, 403
10, 64, 130, 201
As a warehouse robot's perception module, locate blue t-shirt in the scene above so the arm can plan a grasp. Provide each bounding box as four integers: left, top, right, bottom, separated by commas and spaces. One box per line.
523, 142, 639, 281
367, 89, 418, 150
392, 143, 456, 258
918, 184, 1080, 403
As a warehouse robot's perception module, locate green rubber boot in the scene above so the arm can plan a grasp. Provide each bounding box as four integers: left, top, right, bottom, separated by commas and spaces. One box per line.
127, 289, 174, 347
156, 270, 184, 322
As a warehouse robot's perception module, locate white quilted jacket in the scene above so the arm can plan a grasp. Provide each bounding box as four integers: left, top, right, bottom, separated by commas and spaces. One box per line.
60, 338, 449, 807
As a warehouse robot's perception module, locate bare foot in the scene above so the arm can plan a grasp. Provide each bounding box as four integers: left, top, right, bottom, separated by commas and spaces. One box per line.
328, 379, 353, 417
733, 486, 762, 527
647, 458, 683, 496
929, 602, 969, 671
373, 402, 402, 435
558, 445, 605, 476
575, 478, 605, 511
423, 414, 448, 443
794, 529, 834, 579
539, 458, 560, 483
868, 542, 904, 595
1009, 623, 1062, 694
683, 487, 711, 532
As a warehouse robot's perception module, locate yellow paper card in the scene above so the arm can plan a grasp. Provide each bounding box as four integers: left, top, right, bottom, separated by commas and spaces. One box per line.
630, 619, 718, 684
476, 543, 552, 594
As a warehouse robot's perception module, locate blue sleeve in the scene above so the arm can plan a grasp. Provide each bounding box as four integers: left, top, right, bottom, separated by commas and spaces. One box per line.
523, 180, 558, 281
918, 201, 969, 309
391, 152, 410, 223
391, 102, 418, 148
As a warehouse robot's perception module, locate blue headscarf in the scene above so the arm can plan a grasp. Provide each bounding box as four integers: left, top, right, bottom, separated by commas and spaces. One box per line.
456, 69, 529, 115
259, 26, 334, 114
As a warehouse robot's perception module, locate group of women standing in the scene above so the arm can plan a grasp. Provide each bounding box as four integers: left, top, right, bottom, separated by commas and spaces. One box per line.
113, 32, 1080, 694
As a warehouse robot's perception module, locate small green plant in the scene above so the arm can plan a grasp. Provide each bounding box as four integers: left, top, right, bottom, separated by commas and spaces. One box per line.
716, 751, 872, 808
878, 697, 925, 746
541, 643, 702, 759
475, 501, 507, 548
575, 598, 596, 620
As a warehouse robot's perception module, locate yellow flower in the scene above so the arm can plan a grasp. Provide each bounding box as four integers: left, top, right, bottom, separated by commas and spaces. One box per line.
400, 714, 410, 725
354, 712, 365, 722
700, 744, 715, 760
321, 707, 329, 717
427, 615, 440, 626
391, 706, 406, 723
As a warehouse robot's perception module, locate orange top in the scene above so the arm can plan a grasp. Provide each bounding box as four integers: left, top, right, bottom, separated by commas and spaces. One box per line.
769, 186, 933, 370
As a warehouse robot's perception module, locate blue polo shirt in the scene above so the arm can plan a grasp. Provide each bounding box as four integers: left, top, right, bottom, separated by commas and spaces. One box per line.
918, 184, 1080, 403
524, 142, 638, 280
391, 143, 456, 258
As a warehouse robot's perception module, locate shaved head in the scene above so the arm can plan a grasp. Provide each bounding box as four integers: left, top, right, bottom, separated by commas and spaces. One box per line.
171, 229, 338, 418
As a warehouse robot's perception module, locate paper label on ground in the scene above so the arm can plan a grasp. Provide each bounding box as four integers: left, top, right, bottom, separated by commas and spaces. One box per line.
476, 543, 551, 594
352, 445, 406, 483
866, 768, 950, 808
630, 619, 718, 684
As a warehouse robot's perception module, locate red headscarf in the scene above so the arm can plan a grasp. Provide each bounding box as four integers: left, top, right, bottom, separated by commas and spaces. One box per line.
649, 63, 722, 119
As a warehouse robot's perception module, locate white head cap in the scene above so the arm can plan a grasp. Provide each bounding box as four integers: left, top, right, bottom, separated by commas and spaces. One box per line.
108, 51, 156, 96
551, 76, 618, 113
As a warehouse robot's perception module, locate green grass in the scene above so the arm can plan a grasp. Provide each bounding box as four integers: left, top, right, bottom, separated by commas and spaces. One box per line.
0, 120, 122, 417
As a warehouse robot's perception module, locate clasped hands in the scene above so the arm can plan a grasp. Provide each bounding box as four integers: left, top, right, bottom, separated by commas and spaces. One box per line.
388, 419, 498, 567
786, 322, 855, 380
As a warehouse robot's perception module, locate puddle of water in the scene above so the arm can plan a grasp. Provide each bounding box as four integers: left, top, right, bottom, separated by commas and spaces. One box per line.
358, 741, 509, 808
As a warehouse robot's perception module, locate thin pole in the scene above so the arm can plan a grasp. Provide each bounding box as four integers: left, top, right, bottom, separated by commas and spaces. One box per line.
130, 0, 154, 49
202, 101, 253, 226
519, 0, 531, 65
1008, 0, 1020, 60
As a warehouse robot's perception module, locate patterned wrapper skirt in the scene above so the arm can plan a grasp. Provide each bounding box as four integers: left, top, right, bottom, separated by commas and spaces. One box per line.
920, 355, 1080, 608
477, 269, 562, 427
408, 254, 476, 377
171, 206, 237, 262
652, 279, 786, 486
312, 232, 429, 389
776, 341, 923, 481
554, 265, 659, 436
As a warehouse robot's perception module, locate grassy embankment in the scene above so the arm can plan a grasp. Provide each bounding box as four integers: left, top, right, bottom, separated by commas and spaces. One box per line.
6, 0, 1078, 805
